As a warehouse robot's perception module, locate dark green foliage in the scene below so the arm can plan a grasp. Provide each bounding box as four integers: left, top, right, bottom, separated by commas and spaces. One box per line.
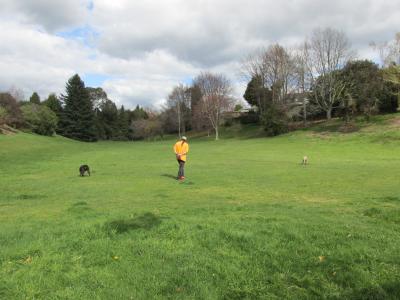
378, 85, 399, 113
96, 101, 133, 141
59, 74, 97, 142
379, 68, 399, 113
95, 99, 119, 140
261, 104, 289, 136
243, 75, 273, 113
43, 93, 63, 118
29, 92, 41, 105
87, 87, 137, 140
239, 110, 260, 124
21, 103, 58, 136
115, 105, 131, 140
130, 105, 148, 120
341, 60, 384, 120
43, 94, 63, 134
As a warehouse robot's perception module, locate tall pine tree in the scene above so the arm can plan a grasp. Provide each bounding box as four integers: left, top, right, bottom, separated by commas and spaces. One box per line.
29, 92, 41, 104
117, 105, 130, 140
59, 74, 97, 141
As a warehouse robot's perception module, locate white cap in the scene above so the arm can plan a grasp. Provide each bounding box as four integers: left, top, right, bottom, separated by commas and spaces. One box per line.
181, 136, 187, 140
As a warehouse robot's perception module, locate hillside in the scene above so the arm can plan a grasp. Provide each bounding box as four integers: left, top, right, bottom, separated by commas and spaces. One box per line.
0, 115, 399, 299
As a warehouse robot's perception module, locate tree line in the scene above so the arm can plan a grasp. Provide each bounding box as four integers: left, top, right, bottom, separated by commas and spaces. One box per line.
0, 75, 150, 141
1, 28, 399, 141
0, 71, 234, 141
241, 29, 400, 135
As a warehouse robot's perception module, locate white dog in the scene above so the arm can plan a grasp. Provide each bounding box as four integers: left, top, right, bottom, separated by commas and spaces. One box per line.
302, 156, 308, 165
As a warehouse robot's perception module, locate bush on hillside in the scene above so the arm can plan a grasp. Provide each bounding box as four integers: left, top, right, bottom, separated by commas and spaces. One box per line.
0, 93, 24, 128
261, 104, 289, 136
21, 103, 58, 136
0, 107, 7, 125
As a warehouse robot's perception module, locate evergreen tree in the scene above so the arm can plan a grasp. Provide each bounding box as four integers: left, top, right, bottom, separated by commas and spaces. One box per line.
117, 105, 130, 140
43, 93, 63, 117
96, 99, 119, 140
29, 92, 41, 104
131, 105, 148, 120
59, 74, 97, 142
243, 75, 272, 114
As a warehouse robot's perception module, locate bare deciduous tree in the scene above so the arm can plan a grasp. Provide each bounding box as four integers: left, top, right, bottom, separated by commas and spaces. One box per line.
167, 84, 191, 137
241, 44, 296, 114
371, 32, 400, 67
294, 41, 312, 124
8, 86, 25, 102
262, 44, 296, 103
193, 72, 234, 140
308, 28, 353, 119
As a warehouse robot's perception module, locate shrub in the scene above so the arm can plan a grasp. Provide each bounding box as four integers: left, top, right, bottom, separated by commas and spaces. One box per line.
261, 105, 289, 136
0, 107, 7, 125
21, 104, 58, 136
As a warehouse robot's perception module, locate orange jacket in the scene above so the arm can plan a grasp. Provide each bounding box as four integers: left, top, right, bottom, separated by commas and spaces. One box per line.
173, 141, 189, 162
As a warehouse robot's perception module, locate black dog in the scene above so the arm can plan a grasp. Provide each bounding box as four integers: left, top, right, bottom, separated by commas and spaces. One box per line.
79, 165, 90, 177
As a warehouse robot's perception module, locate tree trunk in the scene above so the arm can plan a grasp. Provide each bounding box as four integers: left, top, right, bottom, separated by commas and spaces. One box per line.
177, 102, 181, 138
215, 126, 219, 140
303, 99, 307, 126
326, 108, 332, 120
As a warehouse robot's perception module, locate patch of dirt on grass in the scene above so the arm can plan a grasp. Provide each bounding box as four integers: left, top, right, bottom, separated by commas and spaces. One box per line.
390, 118, 400, 127
338, 123, 359, 133
307, 132, 333, 139
0, 125, 18, 135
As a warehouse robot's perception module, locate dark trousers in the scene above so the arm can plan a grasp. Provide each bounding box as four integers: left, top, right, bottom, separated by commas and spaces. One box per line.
177, 160, 185, 178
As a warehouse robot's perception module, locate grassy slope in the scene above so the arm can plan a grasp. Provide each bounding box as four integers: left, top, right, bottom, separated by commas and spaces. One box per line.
0, 115, 400, 299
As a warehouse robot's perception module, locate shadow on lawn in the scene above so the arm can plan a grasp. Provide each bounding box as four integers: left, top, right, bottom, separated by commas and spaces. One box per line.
161, 173, 177, 180
105, 212, 161, 234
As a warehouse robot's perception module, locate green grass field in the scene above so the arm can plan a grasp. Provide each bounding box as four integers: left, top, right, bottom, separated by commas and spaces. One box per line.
1, 116, 400, 299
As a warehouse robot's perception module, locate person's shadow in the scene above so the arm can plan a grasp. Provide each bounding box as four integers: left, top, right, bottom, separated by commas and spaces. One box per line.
161, 174, 177, 180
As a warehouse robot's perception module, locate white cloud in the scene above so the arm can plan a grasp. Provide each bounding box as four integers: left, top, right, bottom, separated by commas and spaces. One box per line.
0, 0, 89, 31
0, 0, 399, 108
0, 20, 92, 99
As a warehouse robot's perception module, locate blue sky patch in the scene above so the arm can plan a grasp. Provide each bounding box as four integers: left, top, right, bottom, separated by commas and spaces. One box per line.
56, 25, 99, 48
83, 73, 110, 87
87, 1, 94, 11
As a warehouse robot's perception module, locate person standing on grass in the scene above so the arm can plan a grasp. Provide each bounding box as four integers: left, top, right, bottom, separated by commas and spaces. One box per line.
173, 136, 189, 180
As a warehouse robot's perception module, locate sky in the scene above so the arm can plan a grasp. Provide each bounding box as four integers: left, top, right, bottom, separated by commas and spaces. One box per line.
0, 0, 399, 109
